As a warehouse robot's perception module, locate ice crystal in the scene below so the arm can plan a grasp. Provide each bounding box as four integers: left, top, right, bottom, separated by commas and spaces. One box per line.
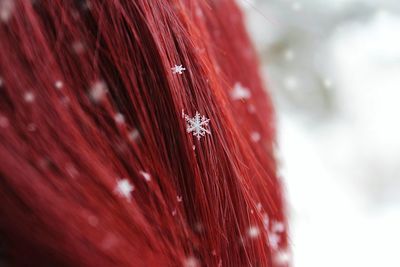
247, 225, 260, 239
115, 178, 134, 200
183, 110, 211, 140
139, 171, 151, 182
171, 64, 186, 74
231, 82, 251, 100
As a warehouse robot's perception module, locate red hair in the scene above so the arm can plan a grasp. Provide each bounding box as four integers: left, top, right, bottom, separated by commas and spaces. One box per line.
0, 0, 288, 266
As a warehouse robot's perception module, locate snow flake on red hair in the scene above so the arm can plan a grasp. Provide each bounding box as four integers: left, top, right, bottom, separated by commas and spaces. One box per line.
171, 64, 186, 74
182, 110, 211, 140
115, 178, 134, 201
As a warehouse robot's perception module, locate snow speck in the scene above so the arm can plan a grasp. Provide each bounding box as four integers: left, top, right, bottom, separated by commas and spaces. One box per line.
0, 115, 9, 128
54, 80, 64, 90
89, 80, 107, 103
268, 232, 280, 249
183, 256, 200, 267
250, 132, 261, 143
140, 171, 151, 182
247, 225, 261, 239
72, 41, 85, 54
171, 64, 186, 74
128, 129, 139, 141
272, 221, 285, 233
230, 82, 251, 100
0, 0, 14, 23
115, 178, 134, 200
24, 91, 35, 103
114, 113, 125, 124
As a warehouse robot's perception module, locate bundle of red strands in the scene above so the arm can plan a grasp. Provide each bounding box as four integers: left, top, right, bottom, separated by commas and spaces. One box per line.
0, 0, 288, 266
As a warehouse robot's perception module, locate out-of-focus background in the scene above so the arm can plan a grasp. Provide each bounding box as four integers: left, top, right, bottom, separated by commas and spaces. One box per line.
239, 0, 400, 266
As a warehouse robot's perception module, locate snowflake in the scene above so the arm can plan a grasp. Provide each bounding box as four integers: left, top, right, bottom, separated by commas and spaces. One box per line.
231, 82, 251, 100
171, 64, 186, 74
24, 91, 35, 103
115, 178, 134, 200
182, 110, 211, 140
247, 225, 261, 239
139, 171, 151, 182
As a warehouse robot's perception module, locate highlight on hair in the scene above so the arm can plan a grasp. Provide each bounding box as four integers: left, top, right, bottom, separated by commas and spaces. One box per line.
0, 0, 288, 266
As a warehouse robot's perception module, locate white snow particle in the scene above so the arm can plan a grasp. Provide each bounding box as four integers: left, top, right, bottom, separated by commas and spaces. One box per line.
273, 249, 291, 265
171, 64, 186, 74
0, 115, 9, 128
183, 111, 211, 140
72, 41, 85, 54
54, 80, 64, 90
268, 232, 280, 249
65, 163, 79, 178
139, 171, 151, 182
171, 209, 177, 216
114, 113, 125, 124
231, 82, 251, 100
247, 225, 260, 239
262, 213, 270, 229
0, 0, 15, 23
115, 178, 134, 200
24, 91, 35, 103
250, 132, 261, 143
183, 256, 200, 267
272, 221, 285, 233
89, 80, 107, 103
128, 129, 139, 141
177, 195, 183, 202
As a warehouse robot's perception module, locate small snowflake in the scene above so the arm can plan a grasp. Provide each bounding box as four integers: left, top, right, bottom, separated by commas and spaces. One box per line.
272, 221, 285, 233
250, 132, 261, 143
114, 113, 125, 124
54, 80, 64, 90
139, 171, 151, 182
24, 91, 35, 103
171, 64, 186, 74
89, 80, 107, 103
268, 232, 280, 250
128, 129, 139, 141
0, 0, 15, 23
247, 225, 260, 239
183, 256, 200, 267
0, 115, 9, 128
115, 178, 134, 200
183, 110, 211, 140
231, 82, 251, 100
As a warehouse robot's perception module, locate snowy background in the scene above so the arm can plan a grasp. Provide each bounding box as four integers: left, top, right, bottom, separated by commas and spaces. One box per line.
239, 0, 400, 266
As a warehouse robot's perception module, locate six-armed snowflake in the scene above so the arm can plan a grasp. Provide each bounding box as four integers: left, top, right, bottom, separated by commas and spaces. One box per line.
182, 110, 211, 140
171, 64, 186, 74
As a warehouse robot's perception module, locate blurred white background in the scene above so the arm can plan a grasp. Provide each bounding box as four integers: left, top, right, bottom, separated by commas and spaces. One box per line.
239, 0, 400, 266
